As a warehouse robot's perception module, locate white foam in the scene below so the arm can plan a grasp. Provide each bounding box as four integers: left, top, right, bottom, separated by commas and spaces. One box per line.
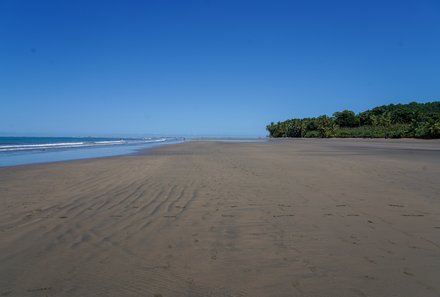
0, 142, 87, 151
0, 138, 170, 152
94, 140, 126, 145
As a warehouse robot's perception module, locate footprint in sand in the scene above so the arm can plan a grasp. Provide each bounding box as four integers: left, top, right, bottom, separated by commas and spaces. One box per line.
388, 204, 405, 207
273, 214, 294, 217
363, 256, 376, 264
27, 287, 51, 292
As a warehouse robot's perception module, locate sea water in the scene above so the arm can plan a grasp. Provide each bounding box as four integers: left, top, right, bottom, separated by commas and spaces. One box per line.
0, 136, 181, 167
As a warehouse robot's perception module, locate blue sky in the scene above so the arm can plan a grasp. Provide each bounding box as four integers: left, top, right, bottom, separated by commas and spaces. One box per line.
1, 0, 439, 137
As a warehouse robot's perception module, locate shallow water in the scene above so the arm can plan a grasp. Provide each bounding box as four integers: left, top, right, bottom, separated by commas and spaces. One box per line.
0, 137, 181, 167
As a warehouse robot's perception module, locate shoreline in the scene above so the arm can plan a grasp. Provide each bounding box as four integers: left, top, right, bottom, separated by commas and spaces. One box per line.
0, 139, 183, 168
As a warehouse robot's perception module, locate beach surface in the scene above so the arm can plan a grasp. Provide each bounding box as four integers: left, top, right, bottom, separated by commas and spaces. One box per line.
1, 139, 439, 297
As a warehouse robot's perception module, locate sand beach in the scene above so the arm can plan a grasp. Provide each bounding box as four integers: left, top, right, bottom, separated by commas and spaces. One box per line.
0, 139, 439, 296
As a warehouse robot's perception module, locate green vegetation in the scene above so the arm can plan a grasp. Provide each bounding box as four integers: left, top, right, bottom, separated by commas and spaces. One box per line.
267, 101, 440, 139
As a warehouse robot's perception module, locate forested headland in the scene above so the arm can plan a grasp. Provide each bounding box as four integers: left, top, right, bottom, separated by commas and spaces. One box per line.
267, 101, 440, 139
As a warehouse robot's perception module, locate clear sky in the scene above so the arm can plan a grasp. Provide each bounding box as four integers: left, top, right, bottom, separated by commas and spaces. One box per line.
1, 0, 439, 137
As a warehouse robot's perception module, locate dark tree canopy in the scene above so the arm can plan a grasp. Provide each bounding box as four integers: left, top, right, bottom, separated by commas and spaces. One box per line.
267, 101, 440, 139
333, 110, 357, 127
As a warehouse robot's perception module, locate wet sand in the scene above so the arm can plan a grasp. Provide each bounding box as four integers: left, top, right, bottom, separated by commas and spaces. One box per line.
1, 139, 439, 296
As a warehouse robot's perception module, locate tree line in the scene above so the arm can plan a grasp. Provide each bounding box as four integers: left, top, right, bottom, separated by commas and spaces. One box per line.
266, 101, 440, 138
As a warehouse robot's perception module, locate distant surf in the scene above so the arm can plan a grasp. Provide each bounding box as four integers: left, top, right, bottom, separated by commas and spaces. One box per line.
0, 137, 169, 152
0, 136, 180, 167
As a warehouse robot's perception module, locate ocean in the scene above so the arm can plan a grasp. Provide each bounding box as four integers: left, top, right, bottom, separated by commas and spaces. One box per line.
0, 136, 180, 167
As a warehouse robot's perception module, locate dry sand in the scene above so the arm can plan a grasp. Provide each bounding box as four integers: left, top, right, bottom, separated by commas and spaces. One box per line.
0, 139, 439, 297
